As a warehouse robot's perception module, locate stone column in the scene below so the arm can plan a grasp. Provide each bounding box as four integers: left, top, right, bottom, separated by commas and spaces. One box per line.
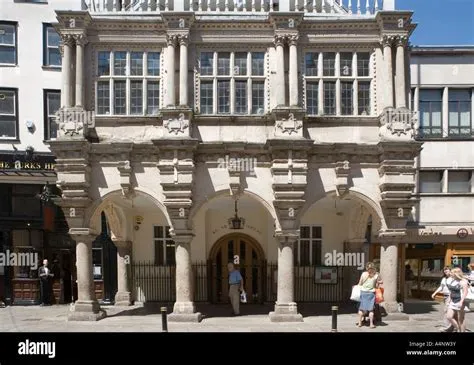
178, 35, 188, 107
269, 235, 303, 322
382, 35, 394, 109
165, 34, 177, 107
395, 36, 407, 109
274, 35, 286, 107
168, 235, 202, 322
379, 239, 406, 318
288, 34, 299, 107
114, 240, 132, 306
74, 34, 87, 108
61, 35, 74, 108
68, 229, 106, 321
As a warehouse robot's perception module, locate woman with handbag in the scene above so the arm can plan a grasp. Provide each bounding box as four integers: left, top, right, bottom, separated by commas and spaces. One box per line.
431, 266, 453, 332
446, 267, 469, 332
357, 262, 383, 329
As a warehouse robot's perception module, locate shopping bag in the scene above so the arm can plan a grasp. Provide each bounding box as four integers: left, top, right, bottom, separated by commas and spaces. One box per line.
375, 287, 384, 304
240, 291, 247, 303
350, 285, 361, 302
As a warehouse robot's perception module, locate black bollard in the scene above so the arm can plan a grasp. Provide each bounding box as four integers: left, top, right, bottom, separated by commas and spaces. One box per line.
161, 307, 168, 332
331, 305, 338, 332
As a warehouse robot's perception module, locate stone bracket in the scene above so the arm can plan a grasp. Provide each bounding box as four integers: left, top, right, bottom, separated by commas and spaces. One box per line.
117, 160, 134, 198
335, 160, 351, 197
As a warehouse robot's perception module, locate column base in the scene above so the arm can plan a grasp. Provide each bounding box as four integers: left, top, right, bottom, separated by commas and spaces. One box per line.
380, 301, 409, 320
269, 302, 303, 322
168, 302, 202, 323
68, 300, 107, 321
114, 291, 132, 306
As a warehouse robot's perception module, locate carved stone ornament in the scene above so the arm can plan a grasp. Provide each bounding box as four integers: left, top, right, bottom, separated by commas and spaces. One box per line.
335, 160, 350, 197
57, 109, 84, 137
379, 107, 416, 141
163, 113, 189, 135
276, 113, 302, 135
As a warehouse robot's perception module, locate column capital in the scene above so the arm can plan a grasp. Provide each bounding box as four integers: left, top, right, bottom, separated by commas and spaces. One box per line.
274, 34, 286, 47
381, 34, 397, 47
274, 230, 299, 245
170, 229, 194, 244
166, 34, 178, 47
287, 34, 299, 46
73, 33, 88, 46
177, 34, 189, 46
69, 228, 98, 240
61, 34, 75, 47
112, 240, 132, 249
395, 35, 409, 47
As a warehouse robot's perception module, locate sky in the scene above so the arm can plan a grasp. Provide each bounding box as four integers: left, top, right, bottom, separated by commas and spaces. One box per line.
397, 0, 474, 46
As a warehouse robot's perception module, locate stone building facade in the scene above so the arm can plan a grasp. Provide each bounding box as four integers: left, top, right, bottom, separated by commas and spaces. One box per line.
49, 0, 421, 322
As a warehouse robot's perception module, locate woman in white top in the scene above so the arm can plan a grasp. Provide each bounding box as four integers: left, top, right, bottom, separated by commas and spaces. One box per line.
446, 267, 469, 332
431, 266, 452, 331
467, 263, 474, 281
357, 262, 383, 329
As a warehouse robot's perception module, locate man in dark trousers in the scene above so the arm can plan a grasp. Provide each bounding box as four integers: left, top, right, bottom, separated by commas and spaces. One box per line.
38, 259, 54, 306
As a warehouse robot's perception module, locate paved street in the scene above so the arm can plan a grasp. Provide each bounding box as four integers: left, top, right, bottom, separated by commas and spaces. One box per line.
1, 300, 472, 332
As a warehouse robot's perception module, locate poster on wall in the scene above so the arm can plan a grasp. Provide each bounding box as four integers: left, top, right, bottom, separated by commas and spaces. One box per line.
315, 266, 338, 284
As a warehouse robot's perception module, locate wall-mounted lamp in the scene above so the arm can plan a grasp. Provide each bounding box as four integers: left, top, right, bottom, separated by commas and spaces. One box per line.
134, 215, 144, 231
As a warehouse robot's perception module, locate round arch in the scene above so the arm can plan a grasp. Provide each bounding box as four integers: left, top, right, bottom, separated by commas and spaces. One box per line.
209, 232, 265, 261
296, 187, 387, 231
189, 189, 278, 229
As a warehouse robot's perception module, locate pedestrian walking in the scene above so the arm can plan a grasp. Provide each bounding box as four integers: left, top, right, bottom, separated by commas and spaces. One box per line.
356, 262, 383, 329
227, 262, 244, 316
38, 259, 54, 306
431, 266, 453, 332
405, 264, 415, 299
446, 267, 469, 332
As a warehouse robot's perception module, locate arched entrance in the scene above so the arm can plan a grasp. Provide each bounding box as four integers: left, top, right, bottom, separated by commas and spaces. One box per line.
209, 233, 265, 304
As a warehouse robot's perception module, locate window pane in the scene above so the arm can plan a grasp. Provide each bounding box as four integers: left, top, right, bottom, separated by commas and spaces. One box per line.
98, 51, 110, 76
147, 52, 160, 76
420, 89, 442, 102
154, 226, 163, 238
47, 27, 60, 47
200, 52, 213, 76
306, 82, 318, 115
200, 81, 213, 114
300, 240, 310, 266
217, 80, 230, 113
251, 81, 265, 114
0, 117, 16, 138
113, 51, 126, 75
251, 52, 264, 76
0, 24, 15, 45
130, 52, 143, 76
47, 48, 61, 67
324, 82, 336, 115
0, 90, 15, 114
235, 80, 247, 114
47, 92, 60, 139
166, 241, 176, 265
234, 52, 247, 76
113, 80, 126, 115
341, 81, 353, 115
217, 52, 230, 75
419, 171, 442, 193
130, 80, 143, 115
0, 46, 15, 64
311, 240, 321, 266
300, 226, 310, 238
312, 226, 322, 239
358, 81, 370, 115
97, 81, 110, 115
155, 241, 164, 265
357, 53, 370, 77
340, 52, 352, 77
305, 52, 318, 77
323, 52, 335, 76
448, 171, 471, 193
12, 197, 41, 216
147, 81, 160, 115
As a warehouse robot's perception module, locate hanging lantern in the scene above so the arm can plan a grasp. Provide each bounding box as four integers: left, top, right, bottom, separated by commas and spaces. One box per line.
228, 199, 245, 230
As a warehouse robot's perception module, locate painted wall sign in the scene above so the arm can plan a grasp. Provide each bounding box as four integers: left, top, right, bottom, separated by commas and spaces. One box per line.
0, 154, 56, 171
456, 228, 468, 239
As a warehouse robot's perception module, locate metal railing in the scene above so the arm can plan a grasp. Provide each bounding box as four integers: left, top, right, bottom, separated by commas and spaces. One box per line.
131, 261, 346, 303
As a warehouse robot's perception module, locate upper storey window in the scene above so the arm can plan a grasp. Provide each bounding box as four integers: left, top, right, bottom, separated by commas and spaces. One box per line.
198, 51, 266, 115
0, 22, 17, 66
95, 50, 161, 116
304, 51, 372, 116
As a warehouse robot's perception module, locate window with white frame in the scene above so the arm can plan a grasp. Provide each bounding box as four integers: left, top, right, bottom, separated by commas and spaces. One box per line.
294, 226, 322, 266
448, 171, 471, 193
448, 89, 472, 137
0, 88, 18, 139
44, 90, 60, 140
96, 50, 161, 116
419, 89, 443, 137
0, 22, 17, 65
304, 51, 372, 116
154, 226, 175, 266
43, 24, 61, 67
419, 171, 443, 193
198, 51, 266, 115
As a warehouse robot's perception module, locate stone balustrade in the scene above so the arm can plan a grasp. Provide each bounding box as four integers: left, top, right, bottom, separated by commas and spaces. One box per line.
84, 0, 394, 15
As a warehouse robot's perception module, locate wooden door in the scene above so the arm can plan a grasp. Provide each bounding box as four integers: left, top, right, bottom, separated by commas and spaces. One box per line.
210, 234, 263, 304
